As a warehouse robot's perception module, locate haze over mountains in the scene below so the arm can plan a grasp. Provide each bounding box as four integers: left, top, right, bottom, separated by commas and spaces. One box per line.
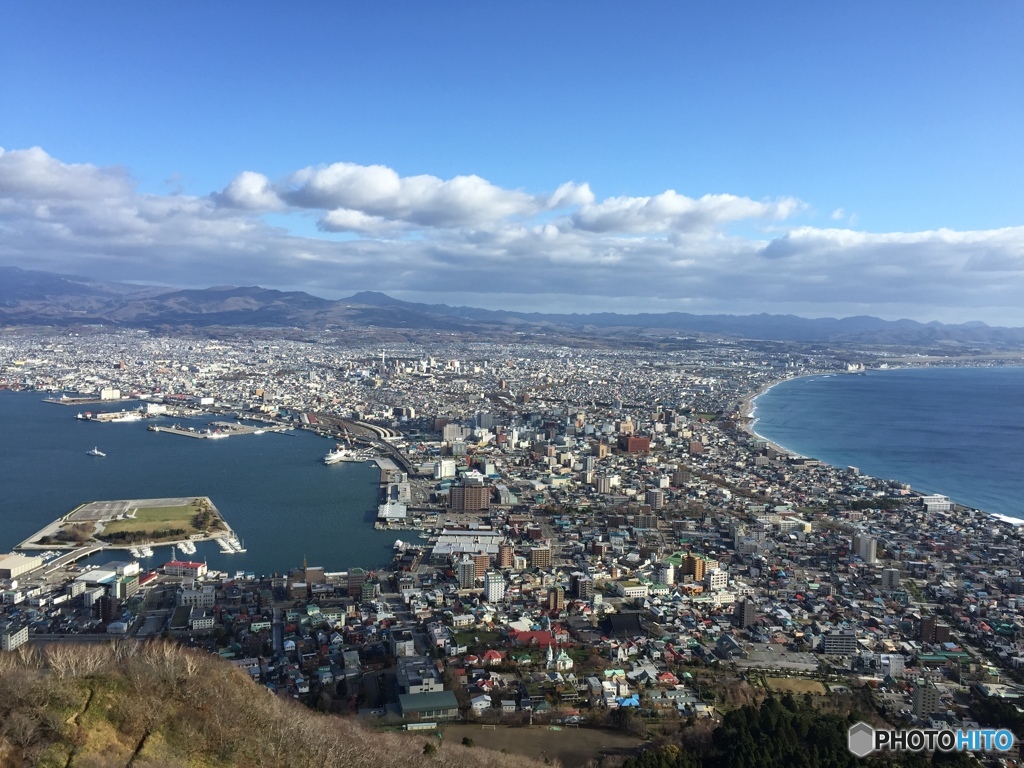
2, 265, 1022, 347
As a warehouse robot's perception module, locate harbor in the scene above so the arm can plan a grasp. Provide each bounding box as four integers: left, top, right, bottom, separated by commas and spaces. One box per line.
148, 422, 293, 439
1, 391, 399, 576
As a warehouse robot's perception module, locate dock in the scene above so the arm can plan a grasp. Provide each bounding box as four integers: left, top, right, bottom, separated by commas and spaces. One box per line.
149, 423, 292, 439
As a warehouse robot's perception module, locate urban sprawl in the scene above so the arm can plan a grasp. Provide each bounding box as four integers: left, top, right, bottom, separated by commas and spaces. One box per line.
3, 328, 1024, 754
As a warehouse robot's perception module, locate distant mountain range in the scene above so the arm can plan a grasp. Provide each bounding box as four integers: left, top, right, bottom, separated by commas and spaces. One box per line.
2, 265, 1023, 347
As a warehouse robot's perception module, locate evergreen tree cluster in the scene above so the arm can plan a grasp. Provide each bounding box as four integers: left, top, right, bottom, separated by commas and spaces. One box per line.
624, 695, 980, 768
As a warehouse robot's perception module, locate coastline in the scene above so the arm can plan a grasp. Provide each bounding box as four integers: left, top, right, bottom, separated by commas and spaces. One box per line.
736, 371, 824, 459
733, 367, 1024, 527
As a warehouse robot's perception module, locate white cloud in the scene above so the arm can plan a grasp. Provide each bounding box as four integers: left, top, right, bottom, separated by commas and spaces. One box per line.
570, 191, 800, 234
239, 161, 542, 229
2, 146, 1024, 324
214, 171, 283, 210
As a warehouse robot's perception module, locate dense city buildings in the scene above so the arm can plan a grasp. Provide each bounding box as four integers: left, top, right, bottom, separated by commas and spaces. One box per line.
3, 327, 1024, 747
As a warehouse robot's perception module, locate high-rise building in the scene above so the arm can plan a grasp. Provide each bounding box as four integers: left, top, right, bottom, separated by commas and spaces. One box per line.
595, 475, 612, 494
618, 435, 651, 453
913, 681, 942, 718
645, 489, 665, 510
98, 594, 119, 624
881, 568, 900, 591
571, 573, 594, 600
680, 554, 708, 582
498, 543, 514, 569
347, 567, 367, 599
449, 483, 491, 511
655, 563, 675, 586
548, 586, 565, 611
852, 534, 878, 564
530, 546, 552, 569
473, 552, 490, 579
637, 512, 659, 529
737, 598, 757, 628
458, 558, 477, 589
673, 467, 692, 486
485, 571, 505, 603
919, 615, 951, 645
822, 629, 858, 655
705, 570, 728, 592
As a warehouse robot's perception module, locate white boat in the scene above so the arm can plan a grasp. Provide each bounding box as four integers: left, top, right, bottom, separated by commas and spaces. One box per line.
227, 535, 246, 553
140, 546, 154, 557
105, 411, 143, 423
253, 429, 265, 435
179, 540, 197, 555
129, 546, 143, 558
216, 538, 234, 553
86, 447, 106, 457
393, 539, 406, 551
324, 445, 354, 464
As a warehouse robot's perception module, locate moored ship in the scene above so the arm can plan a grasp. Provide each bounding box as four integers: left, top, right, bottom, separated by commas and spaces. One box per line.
324, 446, 354, 464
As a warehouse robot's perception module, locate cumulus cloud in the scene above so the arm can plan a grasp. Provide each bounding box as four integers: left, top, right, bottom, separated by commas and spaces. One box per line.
222, 161, 543, 230
2, 146, 1024, 323
570, 191, 801, 234
213, 171, 283, 210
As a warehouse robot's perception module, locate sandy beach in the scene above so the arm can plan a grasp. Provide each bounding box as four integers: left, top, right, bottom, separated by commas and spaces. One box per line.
733, 367, 1024, 529
735, 372, 822, 459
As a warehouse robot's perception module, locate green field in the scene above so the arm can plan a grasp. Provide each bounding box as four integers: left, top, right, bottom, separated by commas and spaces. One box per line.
101, 501, 207, 539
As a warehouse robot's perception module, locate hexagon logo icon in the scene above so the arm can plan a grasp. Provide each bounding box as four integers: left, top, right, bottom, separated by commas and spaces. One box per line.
848, 722, 875, 757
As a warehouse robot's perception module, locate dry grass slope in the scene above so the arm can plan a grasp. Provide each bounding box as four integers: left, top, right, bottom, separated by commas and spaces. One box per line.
0, 642, 552, 768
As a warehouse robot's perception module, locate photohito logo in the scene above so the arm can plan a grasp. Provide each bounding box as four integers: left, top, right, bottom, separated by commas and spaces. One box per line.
848, 722, 1015, 757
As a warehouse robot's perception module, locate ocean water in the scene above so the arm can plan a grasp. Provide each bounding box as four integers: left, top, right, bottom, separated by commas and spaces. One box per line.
752, 366, 1024, 518
0, 391, 397, 574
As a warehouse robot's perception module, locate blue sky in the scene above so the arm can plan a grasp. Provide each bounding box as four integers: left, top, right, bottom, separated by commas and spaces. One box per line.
2, 2, 1023, 322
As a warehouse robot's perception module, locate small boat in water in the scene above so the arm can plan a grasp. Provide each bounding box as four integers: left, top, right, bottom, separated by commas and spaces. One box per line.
87, 447, 106, 457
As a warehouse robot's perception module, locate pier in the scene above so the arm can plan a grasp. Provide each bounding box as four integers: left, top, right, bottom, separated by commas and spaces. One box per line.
149, 423, 292, 439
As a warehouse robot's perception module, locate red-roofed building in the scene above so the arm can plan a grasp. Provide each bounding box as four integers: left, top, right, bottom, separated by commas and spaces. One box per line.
163, 560, 208, 578
508, 630, 558, 648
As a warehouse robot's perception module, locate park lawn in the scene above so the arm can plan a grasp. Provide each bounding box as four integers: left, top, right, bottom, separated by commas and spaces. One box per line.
102, 504, 201, 536
765, 677, 827, 695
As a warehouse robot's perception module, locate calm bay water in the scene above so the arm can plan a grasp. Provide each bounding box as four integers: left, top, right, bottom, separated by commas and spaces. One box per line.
752, 366, 1024, 519
0, 391, 397, 574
